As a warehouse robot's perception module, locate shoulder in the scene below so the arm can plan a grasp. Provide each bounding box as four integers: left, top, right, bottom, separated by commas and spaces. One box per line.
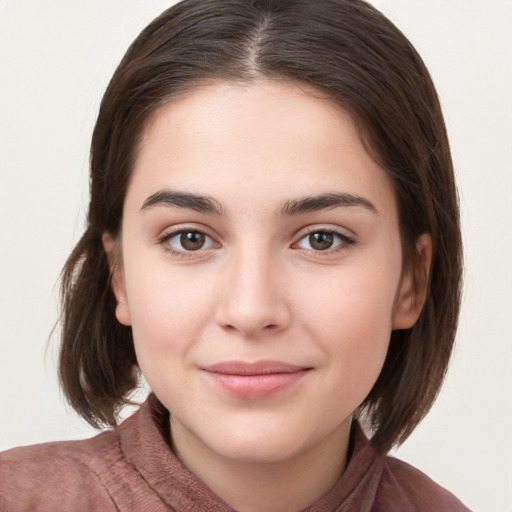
0, 399, 172, 512
377, 455, 471, 511
0, 429, 120, 511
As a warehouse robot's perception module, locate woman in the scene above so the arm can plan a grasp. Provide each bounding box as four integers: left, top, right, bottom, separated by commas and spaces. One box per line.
1, 1, 468, 510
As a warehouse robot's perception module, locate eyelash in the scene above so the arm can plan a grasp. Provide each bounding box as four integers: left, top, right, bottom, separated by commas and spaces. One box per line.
157, 228, 218, 258
157, 227, 356, 258
294, 228, 356, 255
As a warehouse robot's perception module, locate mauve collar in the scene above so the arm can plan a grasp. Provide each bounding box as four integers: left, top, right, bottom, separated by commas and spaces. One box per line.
118, 394, 385, 512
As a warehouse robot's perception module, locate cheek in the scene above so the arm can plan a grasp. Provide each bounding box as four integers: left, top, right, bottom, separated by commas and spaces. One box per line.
299, 271, 397, 390
300, 269, 397, 337
125, 270, 215, 382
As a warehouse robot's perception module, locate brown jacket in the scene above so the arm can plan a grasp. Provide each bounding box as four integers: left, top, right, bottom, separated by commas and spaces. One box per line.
0, 395, 470, 511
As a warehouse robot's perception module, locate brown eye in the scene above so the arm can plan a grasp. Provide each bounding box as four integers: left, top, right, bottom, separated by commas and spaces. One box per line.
296, 230, 353, 252
163, 230, 215, 253
308, 232, 334, 251
180, 231, 206, 251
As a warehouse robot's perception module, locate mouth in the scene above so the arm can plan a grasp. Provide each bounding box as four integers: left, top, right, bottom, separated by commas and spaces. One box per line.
201, 360, 312, 399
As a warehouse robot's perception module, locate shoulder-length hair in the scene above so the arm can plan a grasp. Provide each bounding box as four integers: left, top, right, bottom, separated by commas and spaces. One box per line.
59, 0, 462, 454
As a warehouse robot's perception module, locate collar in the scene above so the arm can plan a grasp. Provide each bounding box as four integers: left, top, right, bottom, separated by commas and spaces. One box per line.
118, 394, 385, 511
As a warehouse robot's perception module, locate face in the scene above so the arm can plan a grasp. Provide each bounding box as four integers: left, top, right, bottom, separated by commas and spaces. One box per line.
107, 81, 426, 466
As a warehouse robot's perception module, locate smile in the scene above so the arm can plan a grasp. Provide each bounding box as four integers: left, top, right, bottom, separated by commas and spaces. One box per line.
201, 360, 312, 399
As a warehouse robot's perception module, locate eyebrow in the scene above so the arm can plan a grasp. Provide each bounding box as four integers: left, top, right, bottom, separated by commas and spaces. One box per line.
140, 190, 224, 215
279, 192, 378, 216
140, 189, 377, 217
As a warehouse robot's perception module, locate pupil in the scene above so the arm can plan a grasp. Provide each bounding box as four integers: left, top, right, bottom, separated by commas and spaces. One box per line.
181, 231, 205, 250
310, 232, 333, 250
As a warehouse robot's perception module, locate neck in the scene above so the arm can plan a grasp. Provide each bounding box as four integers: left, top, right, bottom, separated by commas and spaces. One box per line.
170, 418, 351, 512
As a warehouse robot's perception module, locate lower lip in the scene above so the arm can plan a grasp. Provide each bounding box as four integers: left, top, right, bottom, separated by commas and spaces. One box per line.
203, 370, 310, 399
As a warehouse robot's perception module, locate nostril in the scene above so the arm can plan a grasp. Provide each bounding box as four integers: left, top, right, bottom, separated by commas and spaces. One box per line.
221, 323, 279, 334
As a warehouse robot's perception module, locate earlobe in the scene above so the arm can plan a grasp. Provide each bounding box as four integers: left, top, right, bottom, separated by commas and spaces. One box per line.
102, 233, 132, 326
392, 233, 432, 330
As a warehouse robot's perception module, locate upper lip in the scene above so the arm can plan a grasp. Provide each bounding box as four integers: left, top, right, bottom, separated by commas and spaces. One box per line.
202, 360, 310, 376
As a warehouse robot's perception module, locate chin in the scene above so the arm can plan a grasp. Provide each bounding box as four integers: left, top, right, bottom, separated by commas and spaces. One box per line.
201, 421, 314, 464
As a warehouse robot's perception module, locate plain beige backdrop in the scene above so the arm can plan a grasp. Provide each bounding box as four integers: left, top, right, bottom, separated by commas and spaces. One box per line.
0, 2, 511, 511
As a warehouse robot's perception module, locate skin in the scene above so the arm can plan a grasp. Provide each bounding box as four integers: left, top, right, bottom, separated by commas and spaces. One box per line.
104, 81, 431, 512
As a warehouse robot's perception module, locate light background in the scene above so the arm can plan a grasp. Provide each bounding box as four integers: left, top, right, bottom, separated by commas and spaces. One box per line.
0, 1, 511, 511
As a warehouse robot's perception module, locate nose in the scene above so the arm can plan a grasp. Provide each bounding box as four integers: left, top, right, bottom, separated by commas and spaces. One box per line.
214, 248, 291, 338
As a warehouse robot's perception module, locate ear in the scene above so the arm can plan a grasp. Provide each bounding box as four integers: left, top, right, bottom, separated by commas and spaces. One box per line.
392, 233, 432, 330
102, 233, 132, 326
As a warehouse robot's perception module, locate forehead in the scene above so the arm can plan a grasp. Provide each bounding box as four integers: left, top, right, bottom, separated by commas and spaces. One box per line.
140, 80, 352, 160
128, 80, 396, 217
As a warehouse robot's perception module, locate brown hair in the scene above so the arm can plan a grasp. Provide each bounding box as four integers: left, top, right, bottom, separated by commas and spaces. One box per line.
59, 0, 462, 453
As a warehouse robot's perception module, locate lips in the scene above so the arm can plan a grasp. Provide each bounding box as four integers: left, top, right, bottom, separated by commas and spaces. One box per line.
201, 360, 311, 399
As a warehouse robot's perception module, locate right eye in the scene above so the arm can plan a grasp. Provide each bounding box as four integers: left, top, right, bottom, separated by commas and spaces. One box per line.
294, 229, 355, 253
160, 230, 216, 253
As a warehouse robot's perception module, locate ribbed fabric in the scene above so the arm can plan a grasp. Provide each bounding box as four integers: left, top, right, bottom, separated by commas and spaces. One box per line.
0, 395, 470, 511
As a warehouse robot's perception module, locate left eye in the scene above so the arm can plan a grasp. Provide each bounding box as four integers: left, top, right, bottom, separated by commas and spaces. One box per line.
296, 231, 348, 251
164, 230, 216, 252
